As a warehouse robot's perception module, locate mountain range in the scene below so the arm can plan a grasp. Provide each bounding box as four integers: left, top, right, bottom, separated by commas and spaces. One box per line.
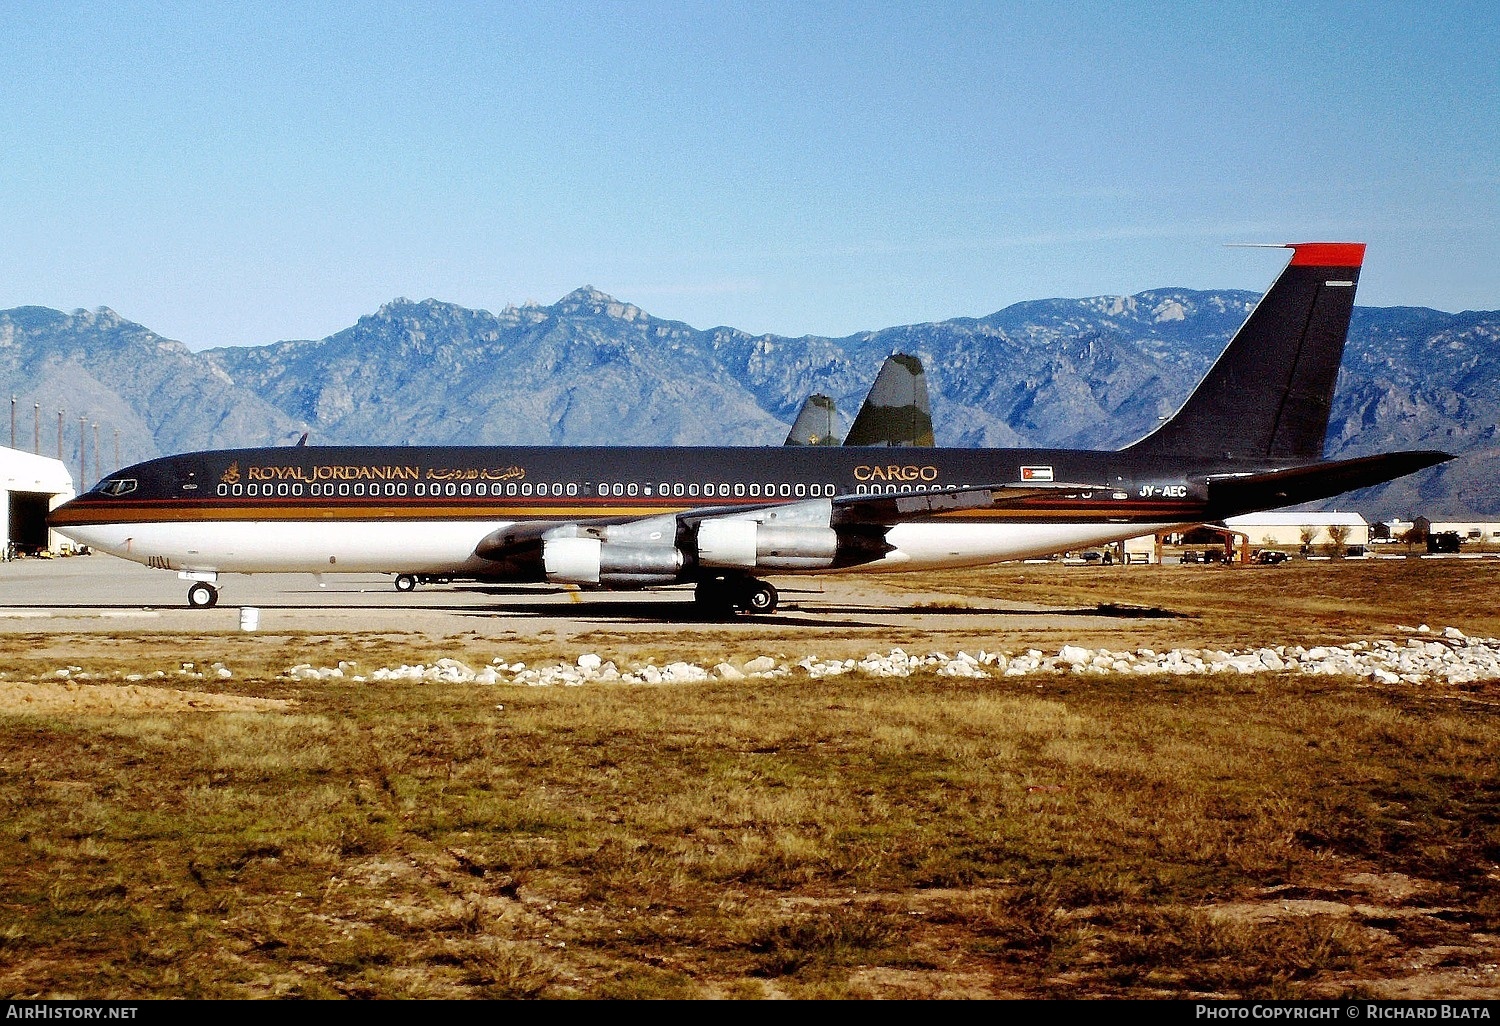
2, 286, 1496, 519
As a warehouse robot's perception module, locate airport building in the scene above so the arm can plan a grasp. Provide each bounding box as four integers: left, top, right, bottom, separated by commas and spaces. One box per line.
1, 446, 76, 556
1122, 510, 1372, 564
1222, 511, 1370, 551
1424, 521, 1500, 547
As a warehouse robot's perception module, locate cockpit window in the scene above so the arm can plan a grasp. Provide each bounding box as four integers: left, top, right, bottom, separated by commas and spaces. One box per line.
96, 478, 138, 496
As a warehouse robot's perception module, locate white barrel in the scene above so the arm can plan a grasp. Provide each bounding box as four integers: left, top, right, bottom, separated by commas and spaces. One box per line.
239, 607, 260, 632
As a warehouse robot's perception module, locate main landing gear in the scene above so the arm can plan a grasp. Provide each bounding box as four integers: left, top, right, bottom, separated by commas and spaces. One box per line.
694, 575, 778, 616
187, 581, 219, 608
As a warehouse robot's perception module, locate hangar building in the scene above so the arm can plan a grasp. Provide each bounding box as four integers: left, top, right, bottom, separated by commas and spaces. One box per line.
1, 446, 76, 556
1424, 521, 1500, 546
1223, 511, 1370, 550
1124, 510, 1372, 563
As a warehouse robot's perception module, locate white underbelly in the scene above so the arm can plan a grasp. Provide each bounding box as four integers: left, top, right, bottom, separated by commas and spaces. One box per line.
858, 521, 1186, 571
55, 520, 509, 574
58, 517, 1197, 579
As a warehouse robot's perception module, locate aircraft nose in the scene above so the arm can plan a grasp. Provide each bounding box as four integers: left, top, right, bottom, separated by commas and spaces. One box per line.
46, 497, 124, 556
50, 521, 131, 557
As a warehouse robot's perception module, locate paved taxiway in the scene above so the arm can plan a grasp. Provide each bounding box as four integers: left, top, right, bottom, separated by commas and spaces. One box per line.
0, 551, 1155, 641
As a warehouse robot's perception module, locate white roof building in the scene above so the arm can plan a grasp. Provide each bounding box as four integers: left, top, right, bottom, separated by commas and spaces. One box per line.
1, 445, 77, 554
1223, 510, 1369, 548
1426, 522, 1500, 542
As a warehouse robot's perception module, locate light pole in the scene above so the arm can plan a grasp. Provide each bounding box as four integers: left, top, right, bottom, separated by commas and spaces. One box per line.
78, 415, 86, 489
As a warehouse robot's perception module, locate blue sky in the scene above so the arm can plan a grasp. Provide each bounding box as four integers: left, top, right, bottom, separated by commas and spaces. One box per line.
3, 1, 1497, 349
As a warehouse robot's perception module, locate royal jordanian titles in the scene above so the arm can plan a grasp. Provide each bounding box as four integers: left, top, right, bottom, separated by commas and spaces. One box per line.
49, 244, 1452, 614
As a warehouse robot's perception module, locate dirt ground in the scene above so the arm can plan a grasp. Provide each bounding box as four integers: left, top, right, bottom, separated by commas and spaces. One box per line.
3, 553, 1499, 999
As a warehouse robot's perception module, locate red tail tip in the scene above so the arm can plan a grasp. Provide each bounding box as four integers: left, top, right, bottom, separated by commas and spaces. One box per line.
1286, 242, 1366, 268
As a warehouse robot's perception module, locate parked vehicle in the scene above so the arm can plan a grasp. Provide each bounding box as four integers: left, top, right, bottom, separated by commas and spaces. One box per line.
1427, 532, 1461, 554
1253, 549, 1290, 564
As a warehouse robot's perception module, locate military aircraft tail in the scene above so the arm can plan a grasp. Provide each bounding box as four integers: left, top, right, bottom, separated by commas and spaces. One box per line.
784, 394, 842, 446
1123, 242, 1366, 462
844, 352, 934, 447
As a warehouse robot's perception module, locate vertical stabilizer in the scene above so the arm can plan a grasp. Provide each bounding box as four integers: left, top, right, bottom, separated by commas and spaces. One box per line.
1123, 243, 1365, 461
784, 393, 842, 445
844, 353, 935, 447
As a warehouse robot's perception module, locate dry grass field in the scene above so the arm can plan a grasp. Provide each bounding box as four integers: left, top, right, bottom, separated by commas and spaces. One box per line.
1, 557, 1498, 999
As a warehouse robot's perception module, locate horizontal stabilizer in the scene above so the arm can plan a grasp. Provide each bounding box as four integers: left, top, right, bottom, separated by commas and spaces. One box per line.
1202, 451, 1453, 517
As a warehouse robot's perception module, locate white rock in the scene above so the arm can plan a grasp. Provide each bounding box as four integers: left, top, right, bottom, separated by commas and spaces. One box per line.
1059, 645, 1091, 666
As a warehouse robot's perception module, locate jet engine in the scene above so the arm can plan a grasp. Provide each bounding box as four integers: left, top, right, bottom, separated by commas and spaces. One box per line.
696, 519, 837, 570
694, 505, 891, 571
541, 537, 682, 586
475, 500, 892, 588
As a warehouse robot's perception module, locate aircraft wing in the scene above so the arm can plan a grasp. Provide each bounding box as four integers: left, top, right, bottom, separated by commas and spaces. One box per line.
473, 481, 1107, 579
826, 480, 1106, 525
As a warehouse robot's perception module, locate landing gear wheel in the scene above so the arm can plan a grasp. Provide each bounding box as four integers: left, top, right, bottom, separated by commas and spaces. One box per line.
694, 578, 737, 618
393, 574, 417, 592
187, 582, 218, 608
741, 579, 778, 615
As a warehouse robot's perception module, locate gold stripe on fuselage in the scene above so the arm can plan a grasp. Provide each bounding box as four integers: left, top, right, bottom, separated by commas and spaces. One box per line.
50, 498, 1205, 526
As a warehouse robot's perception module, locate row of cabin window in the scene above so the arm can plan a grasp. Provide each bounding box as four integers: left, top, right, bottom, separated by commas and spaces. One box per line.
215, 480, 843, 499
600, 482, 835, 498
217, 481, 578, 498
214, 480, 963, 499
852, 483, 967, 494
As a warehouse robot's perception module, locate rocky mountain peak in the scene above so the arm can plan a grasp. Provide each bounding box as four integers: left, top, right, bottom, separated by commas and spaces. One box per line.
372, 297, 464, 322
73, 306, 123, 330
554, 286, 644, 323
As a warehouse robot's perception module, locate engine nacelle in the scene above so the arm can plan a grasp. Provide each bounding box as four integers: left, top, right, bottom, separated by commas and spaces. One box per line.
542, 537, 682, 585
697, 520, 840, 571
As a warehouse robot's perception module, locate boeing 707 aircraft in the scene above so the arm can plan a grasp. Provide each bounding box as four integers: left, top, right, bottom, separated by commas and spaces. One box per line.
49, 243, 1451, 614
